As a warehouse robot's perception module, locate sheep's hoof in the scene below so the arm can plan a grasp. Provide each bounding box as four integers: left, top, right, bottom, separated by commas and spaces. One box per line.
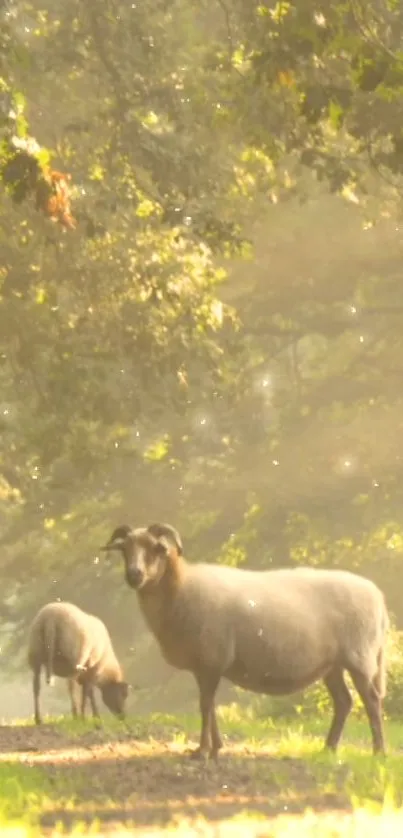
34, 717, 42, 726
186, 746, 210, 761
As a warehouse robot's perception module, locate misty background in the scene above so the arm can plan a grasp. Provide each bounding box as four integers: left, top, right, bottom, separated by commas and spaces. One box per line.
1, 0, 403, 721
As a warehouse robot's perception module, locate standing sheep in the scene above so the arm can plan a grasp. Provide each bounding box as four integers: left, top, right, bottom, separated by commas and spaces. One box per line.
28, 601, 129, 725
102, 523, 389, 759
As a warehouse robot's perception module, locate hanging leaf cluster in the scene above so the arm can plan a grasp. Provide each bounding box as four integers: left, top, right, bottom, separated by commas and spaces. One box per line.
1, 135, 76, 229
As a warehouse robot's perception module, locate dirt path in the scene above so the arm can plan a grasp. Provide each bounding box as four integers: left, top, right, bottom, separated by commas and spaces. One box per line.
0, 724, 351, 833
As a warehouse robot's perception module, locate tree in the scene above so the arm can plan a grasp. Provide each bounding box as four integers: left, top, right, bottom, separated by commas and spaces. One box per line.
0, 0, 257, 662
2, 0, 403, 696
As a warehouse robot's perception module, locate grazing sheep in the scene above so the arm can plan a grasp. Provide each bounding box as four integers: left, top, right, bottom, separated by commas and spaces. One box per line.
28, 601, 129, 725
102, 523, 389, 759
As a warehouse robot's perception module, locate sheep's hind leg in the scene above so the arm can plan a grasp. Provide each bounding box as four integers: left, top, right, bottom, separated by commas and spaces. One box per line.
323, 668, 353, 750
33, 668, 42, 725
349, 668, 386, 755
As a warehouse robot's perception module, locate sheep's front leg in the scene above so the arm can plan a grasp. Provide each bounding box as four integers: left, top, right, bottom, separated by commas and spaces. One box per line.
88, 684, 101, 720
80, 681, 90, 718
210, 706, 223, 756
33, 668, 42, 725
68, 678, 79, 718
189, 670, 220, 760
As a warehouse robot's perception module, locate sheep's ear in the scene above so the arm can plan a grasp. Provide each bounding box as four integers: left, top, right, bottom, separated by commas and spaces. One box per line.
155, 539, 170, 557
101, 537, 125, 552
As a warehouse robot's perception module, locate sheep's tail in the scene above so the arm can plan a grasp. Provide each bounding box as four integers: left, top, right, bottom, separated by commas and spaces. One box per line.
43, 620, 56, 687
373, 599, 389, 700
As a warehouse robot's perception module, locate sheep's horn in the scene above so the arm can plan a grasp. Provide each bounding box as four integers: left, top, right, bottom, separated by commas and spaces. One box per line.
101, 524, 133, 551
147, 523, 183, 555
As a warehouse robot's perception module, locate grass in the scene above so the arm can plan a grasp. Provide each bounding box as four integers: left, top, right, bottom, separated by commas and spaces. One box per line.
1, 708, 403, 834
0, 762, 52, 836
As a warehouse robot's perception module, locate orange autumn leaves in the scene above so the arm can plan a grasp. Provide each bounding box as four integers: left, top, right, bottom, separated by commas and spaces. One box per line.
35, 168, 76, 229
1, 135, 77, 230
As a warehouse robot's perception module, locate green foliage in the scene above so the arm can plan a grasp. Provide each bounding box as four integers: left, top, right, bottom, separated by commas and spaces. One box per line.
383, 628, 403, 719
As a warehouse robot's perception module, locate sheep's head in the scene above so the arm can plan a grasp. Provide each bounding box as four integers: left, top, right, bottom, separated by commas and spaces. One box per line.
102, 523, 183, 591
100, 680, 130, 718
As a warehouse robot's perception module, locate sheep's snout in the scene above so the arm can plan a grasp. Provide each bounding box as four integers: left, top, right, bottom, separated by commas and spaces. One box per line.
100, 681, 129, 717
125, 566, 145, 589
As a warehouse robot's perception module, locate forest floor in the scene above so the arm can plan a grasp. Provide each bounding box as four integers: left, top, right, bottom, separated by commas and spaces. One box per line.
0, 709, 403, 835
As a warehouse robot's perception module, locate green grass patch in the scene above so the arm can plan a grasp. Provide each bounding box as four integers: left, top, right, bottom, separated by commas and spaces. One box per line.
0, 762, 52, 836
1, 708, 403, 834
